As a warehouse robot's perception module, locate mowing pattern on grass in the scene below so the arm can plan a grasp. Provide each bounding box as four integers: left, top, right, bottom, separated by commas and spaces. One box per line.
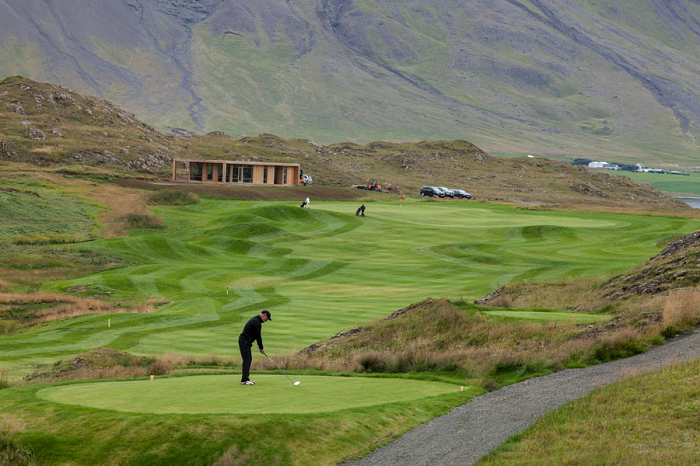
37, 374, 459, 414
1, 201, 696, 374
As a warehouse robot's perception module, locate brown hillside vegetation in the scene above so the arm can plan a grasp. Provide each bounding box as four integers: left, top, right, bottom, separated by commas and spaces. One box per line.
0, 76, 690, 210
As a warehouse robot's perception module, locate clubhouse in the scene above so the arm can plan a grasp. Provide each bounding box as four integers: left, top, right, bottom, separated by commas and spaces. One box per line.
172, 159, 301, 186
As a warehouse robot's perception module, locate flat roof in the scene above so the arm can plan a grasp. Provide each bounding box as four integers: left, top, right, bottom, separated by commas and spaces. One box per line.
174, 159, 300, 167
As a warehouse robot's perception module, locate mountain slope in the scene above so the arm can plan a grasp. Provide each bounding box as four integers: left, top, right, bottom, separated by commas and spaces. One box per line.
1, 1, 700, 167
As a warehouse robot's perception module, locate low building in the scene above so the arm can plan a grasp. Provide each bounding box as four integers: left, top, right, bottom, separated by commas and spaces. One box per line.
603, 163, 619, 170
172, 159, 301, 186
588, 161, 608, 168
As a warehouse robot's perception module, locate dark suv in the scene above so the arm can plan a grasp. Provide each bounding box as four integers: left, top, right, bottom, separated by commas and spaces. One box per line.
453, 189, 472, 199
420, 186, 442, 197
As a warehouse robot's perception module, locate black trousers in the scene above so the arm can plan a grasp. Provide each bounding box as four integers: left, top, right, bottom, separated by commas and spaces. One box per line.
238, 337, 252, 382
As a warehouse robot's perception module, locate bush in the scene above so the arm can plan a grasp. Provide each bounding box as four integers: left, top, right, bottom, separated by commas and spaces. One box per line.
147, 191, 200, 205
589, 338, 649, 363
120, 214, 165, 229
147, 360, 172, 376
8, 233, 82, 245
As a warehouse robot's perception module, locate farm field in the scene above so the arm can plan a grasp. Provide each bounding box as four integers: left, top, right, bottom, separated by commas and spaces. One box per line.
1, 199, 696, 377
611, 171, 700, 197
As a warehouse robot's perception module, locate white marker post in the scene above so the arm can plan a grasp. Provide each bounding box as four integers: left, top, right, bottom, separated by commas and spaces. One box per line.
108, 318, 111, 328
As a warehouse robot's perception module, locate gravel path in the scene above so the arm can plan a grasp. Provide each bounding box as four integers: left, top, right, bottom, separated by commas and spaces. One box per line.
349, 331, 700, 466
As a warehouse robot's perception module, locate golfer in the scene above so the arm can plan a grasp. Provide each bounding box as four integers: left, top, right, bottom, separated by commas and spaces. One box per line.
239, 310, 271, 385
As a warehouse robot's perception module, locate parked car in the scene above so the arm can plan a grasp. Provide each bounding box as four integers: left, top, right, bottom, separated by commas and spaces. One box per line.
453, 189, 472, 199
420, 186, 442, 197
437, 187, 454, 198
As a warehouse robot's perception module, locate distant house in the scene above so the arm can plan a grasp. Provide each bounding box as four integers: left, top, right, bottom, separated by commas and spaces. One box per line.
641, 168, 665, 174
588, 161, 608, 168
603, 163, 619, 170
172, 159, 301, 186
635, 163, 647, 171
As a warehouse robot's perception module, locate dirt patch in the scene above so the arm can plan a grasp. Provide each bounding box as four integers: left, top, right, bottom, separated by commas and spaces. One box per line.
110, 178, 384, 201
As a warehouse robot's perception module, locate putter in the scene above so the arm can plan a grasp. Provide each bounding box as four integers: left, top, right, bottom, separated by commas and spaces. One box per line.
265, 354, 300, 385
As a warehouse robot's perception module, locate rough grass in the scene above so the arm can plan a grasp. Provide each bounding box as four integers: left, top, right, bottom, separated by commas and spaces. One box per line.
479, 358, 700, 466
146, 190, 200, 205
0, 293, 163, 334
120, 213, 165, 229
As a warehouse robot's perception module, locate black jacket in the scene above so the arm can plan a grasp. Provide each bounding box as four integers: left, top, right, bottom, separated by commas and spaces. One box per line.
239, 315, 264, 350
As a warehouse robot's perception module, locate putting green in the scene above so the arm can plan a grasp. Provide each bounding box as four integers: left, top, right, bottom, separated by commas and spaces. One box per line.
37, 374, 461, 414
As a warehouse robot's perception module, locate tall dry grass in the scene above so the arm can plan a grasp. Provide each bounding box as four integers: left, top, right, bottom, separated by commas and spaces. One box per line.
661, 288, 700, 335
0, 293, 164, 333
484, 277, 604, 312
0, 415, 35, 466
276, 297, 684, 385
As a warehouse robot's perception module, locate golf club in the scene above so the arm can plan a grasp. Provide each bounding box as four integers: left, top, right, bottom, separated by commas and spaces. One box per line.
265, 354, 301, 385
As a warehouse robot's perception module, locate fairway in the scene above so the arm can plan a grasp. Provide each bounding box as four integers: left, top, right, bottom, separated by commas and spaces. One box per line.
481, 309, 611, 323
36, 374, 460, 414
1, 199, 697, 375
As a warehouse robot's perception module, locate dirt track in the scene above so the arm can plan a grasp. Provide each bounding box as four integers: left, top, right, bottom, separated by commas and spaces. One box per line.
110, 178, 388, 201
348, 330, 700, 466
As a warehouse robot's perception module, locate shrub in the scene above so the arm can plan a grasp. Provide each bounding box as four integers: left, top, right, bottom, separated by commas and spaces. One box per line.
147, 359, 172, 376
147, 190, 200, 205
8, 233, 82, 245
357, 352, 389, 373
120, 214, 165, 229
589, 330, 649, 363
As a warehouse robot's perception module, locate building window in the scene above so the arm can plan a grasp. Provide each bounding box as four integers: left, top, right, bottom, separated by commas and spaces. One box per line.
207, 164, 213, 181
263, 166, 268, 184
217, 164, 223, 182
242, 165, 253, 183
225, 165, 230, 182
283, 167, 287, 185
190, 162, 203, 181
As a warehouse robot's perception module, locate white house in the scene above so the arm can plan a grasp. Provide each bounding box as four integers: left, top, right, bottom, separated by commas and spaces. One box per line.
588, 161, 608, 168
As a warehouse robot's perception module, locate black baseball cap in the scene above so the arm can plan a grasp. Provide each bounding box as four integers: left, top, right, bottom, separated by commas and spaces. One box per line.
261, 310, 271, 320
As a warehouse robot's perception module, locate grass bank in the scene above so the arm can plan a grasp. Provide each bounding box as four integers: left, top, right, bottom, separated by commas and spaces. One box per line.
479, 357, 700, 465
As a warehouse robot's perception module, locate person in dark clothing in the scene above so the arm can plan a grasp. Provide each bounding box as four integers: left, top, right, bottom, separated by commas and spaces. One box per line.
238, 310, 271, 385
356, 203, 365, 216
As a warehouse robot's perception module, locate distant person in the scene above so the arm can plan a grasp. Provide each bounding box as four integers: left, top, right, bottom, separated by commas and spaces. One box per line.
304, 197, 310, 209
356, 203, 365, 217
238, 310, 271, 385
300, 199, 307, 208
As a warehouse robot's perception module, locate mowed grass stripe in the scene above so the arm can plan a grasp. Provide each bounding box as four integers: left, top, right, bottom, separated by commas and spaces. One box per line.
1, 201, 695, 373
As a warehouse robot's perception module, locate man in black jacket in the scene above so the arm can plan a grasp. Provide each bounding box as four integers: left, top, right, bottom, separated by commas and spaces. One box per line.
238, 310, 271, 385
